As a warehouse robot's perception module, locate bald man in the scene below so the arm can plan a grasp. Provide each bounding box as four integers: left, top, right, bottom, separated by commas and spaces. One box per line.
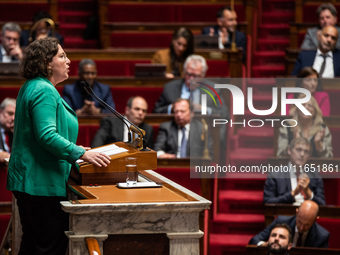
292, 25, 340, 77
249, 201, 329, 248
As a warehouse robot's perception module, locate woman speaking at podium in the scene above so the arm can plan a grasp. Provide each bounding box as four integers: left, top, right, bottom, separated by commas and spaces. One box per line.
6, 37, 111, 255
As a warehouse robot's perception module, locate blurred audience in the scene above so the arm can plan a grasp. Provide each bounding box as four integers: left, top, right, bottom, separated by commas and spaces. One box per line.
0, 22, 23, 62
301, 3, 340, 50
277, 95, 333, 158
292, 25, 340, 77
287, 67, 330, 116
154, 98, 209, 158
62, 58, 115, 115
20, 11, 64, 46
201, 6, 247, 60
92, 96, 153, 149
151, 27, 194, 79
0, 98, 15, 163
153, 54, 208, 114
249, 201, 329, 248
265, 137, 325, 206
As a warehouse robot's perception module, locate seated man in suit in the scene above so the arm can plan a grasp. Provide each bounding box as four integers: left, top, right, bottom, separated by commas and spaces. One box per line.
0, 98, 16, 163
264, 137, 325, 206
62, 58, 115, 115
0, 22, 23, 62
249, 200, 329, 248
292, 25, 340, 77
153, 54, 208, 114
153, 54, 228, 116
91, 96, 153, 149
201, 6, 246, 60
301, 3, 340, 50
154, 98, 208, 158
267, 224, 293, 255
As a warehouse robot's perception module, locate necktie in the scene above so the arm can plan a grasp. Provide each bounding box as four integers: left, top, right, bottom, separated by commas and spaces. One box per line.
296, 232, 303, 247
180, 127, 187, 158
5, 130, 12, 152
319, 53, 328, 77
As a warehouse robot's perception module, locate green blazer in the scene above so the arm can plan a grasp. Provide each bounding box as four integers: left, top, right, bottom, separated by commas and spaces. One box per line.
7, 77, 85, 197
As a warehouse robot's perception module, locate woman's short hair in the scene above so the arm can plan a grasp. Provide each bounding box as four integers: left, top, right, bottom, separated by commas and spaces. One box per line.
20, 37, 59, 79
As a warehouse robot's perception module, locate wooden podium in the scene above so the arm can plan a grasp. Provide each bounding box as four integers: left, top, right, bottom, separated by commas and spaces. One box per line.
78, 142, 157, 185
63, 143, 211, 255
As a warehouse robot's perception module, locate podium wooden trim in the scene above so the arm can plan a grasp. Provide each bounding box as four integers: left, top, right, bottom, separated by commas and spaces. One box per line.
62, 170, 211, 255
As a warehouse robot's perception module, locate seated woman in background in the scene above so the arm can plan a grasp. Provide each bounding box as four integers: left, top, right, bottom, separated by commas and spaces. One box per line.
277, 95, 333, 158
151, 27, 194, 78
286, 67, 330, 116
20, 11, 64, 47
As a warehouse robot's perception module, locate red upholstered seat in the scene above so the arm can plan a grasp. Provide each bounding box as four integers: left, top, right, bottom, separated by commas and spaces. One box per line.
0, 87, 20, 103
77, 125, 100, 147
317, 218, 340, 249
111, 87, 163, 113
0, 3, 48, 21
155, 167, 201, 195
107, 4, 245, 23
69, 60, 151, 77
110, 32, 173, 48
325, 89, 340, 116
0, 167, 12, 246
302, 5, 340, 23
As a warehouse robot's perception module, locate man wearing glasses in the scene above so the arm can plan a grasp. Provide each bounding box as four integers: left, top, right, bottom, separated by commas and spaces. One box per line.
153, 54, 208, 114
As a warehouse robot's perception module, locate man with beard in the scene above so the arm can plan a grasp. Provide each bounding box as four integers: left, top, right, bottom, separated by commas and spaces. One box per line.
267, 224, 293, 255
292, 25, 340, 77
249, 200, 329, 248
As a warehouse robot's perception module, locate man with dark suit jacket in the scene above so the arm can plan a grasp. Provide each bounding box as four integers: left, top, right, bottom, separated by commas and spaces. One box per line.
201, 6, 247, 60
153, 54, 229, 117
62, 58, 115, 115
0, 22, 23, 62
154, 98, 208, 158
92, 96, 153, 149
249, 201, 329, 248
264, 137, 325, 206
292, 25, 340, 77
153, 54, 208, 114
0, 98, 16, 163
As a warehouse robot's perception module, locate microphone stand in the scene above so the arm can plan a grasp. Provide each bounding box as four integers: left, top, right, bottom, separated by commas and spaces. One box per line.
80, 81, 149, 151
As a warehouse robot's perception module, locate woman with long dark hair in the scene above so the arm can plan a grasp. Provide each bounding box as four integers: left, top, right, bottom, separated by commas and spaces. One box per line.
152, 27, 194, 78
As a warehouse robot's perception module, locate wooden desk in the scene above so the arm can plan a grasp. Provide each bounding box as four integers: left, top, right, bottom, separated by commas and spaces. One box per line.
246, 244, 340, 255
62, 170, 211, 255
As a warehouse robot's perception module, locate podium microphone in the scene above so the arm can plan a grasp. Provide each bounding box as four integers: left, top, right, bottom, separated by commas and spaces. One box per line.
80, 81, 149, 150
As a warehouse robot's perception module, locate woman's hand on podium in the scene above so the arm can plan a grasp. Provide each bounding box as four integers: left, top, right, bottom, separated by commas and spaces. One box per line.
80, 149, 111, 167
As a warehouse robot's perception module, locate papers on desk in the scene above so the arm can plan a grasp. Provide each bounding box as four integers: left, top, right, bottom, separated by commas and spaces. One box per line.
117, 182, 162, 189
76, 144, 128, 164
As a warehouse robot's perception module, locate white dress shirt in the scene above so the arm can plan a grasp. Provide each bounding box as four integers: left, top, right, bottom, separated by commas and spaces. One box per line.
313, 49, 334, 78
